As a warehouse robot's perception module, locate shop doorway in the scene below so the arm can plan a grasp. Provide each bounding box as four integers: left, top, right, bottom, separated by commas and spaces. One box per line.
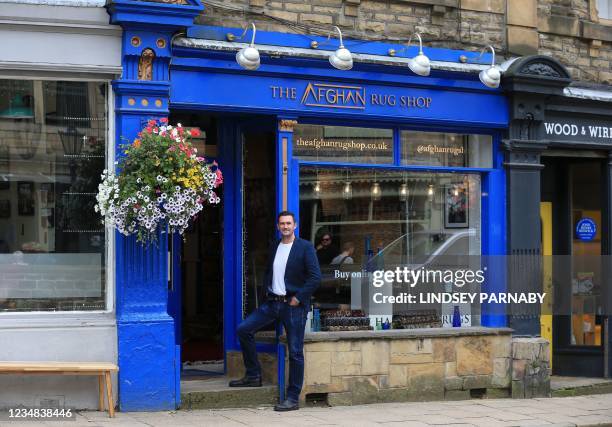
541, 155, 606, 377
242, 128, 276, 318
166, 114, 225, 377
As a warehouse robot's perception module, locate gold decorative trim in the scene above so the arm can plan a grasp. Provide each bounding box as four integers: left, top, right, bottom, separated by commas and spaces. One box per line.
155, 99, 163, 107
141, 99, 149, 106
127, 98, 136, 106
278, 119, 297, 132
156, 38, 167, 49
282, 137, 288, 210
131, 36, 141, 47
138, 0, 189, 4
138, 48, 155, 81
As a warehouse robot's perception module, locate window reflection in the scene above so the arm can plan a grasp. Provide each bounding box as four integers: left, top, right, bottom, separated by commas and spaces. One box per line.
0, 79, 107, 312
300, 166, 481, 329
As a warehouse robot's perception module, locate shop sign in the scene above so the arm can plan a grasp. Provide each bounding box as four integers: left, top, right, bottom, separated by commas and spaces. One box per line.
271, 82, 432, 111
171, 70, 509, 127
575, 218, 597, 241
292, 124, 394, 163
294, 136, 392, 154
543, 115, 612, 144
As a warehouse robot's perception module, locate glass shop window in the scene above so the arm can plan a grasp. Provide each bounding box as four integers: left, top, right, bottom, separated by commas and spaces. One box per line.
299, 166, 482, 331
597, 0, 612, 19
293, 124, 393, 164
401, 131, 492, 168
0, 79, 108, 312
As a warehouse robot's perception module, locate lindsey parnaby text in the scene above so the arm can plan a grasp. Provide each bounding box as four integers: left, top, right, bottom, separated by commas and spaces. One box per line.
372, 292, 547, 305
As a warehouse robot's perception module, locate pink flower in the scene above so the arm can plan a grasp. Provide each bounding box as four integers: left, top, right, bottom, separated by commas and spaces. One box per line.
190, 128, 201, 137
160, 117, 168, 123
215, 169, 223, 185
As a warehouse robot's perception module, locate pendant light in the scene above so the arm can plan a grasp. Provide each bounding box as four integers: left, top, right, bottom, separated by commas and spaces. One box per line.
477, 45, 501, 88
371, 170, 381, 201
427, 183, 435, 202
399, 183, 408, 201
312, 168, 321, 199
399, 173, 409, 202
313, 181, 321, 198
0, 95, 34, 119
371, 182, 381, 201
329, 26, 353, 71
343, 168, 352, 200
236, 23, 260, 70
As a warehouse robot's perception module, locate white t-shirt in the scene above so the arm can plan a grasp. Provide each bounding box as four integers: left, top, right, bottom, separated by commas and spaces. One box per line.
271, 241, 293, 296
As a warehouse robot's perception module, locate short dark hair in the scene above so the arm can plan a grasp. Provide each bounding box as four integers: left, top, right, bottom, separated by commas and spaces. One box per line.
277, 210, 296, 222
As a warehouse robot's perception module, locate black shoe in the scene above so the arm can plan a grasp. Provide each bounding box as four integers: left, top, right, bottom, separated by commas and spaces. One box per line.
228, 376, 262, 387
274, 399, 299, 412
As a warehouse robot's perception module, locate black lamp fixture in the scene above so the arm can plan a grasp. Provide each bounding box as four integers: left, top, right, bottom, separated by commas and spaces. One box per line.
58, 127, 85, 183
59, 127, 85, 157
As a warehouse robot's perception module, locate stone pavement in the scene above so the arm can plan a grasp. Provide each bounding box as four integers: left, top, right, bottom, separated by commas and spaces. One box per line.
6, 394, 612, 427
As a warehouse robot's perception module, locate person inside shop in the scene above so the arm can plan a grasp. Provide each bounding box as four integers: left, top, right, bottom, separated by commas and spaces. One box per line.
315, 232, 338, 265
229, 211, 321, 412
330, 241, 355, 266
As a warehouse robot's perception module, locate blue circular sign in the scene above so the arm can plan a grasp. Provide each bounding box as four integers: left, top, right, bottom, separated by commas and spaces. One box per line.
576, 218, 597, 241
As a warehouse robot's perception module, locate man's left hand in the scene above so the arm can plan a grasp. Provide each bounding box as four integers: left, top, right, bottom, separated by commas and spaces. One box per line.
289, 296, 300, 307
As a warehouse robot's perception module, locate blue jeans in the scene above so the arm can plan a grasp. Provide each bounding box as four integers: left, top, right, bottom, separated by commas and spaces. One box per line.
236, 300, 307, 402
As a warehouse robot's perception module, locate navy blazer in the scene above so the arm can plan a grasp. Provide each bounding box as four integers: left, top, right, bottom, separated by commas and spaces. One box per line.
263, 237, 322, 305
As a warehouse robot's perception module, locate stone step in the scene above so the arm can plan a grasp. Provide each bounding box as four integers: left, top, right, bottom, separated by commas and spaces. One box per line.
551, 376, 612, 397
180, 377, 278, 410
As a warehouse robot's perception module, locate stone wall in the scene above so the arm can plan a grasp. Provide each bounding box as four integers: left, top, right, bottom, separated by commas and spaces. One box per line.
196, 0, 504, 51
227, 348, 279, 385
195, 0, 612, 84
511, 337, 551, 398
298, 328, 513, 405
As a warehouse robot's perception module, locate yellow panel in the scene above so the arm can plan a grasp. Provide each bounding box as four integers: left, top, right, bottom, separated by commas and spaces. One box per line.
540, 202, 553, 368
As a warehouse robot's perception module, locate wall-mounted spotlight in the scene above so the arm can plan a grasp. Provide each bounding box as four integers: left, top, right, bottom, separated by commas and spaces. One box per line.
476, 45, 501, 88
388, 33, 430, 77
236, 23, 260, 70
328, 26, 353, 70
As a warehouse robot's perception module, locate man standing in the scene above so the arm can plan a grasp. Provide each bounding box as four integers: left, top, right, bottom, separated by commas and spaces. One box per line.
229, 211, 321, 412
316, 232, 337, 265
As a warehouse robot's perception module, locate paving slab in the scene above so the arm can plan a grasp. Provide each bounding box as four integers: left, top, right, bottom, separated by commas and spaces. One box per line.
6, 393, 612, 426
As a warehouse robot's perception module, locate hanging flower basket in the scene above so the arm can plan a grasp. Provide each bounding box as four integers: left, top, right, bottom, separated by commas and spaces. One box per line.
95, 118, 222, 244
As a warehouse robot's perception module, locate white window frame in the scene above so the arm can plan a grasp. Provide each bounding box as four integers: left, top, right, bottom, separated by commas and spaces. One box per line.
0, 74, 116, 323
593, 0, 612, 23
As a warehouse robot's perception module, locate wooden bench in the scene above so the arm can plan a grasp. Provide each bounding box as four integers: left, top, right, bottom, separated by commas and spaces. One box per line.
0, 362, 119, 417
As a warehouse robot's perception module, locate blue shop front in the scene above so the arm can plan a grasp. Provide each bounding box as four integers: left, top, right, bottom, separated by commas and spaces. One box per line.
107, 0, 509, 411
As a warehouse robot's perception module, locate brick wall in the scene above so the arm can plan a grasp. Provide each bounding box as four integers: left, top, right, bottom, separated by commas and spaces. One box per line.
196, 0, 612, 84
